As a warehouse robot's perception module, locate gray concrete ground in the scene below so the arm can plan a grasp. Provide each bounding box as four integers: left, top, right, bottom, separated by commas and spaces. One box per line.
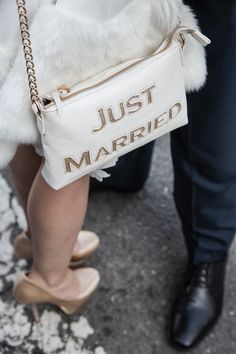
0, 136, 236, 354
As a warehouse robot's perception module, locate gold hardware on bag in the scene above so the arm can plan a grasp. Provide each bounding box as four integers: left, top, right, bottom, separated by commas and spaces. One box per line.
16, 0, 39, 104
58, 85, 71, 94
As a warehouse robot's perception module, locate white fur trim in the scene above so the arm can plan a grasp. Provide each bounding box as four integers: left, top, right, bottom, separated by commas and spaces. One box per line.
0, 0, 53, 88
0, 49, 12, 88
180, 4, 208, 92
0, 140, 17, 168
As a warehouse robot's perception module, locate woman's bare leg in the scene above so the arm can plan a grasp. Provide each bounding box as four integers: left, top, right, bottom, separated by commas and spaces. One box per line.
10, 145, 42, 221
10, 145, 92, 298
10, 145, 89, 262
28, 166, 90, 299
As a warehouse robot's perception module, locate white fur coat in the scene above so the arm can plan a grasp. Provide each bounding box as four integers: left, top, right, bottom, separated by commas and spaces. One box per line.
0, 0, 207, 167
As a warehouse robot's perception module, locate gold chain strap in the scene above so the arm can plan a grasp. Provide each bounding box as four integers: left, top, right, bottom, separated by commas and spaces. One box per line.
16, 0, 39, 104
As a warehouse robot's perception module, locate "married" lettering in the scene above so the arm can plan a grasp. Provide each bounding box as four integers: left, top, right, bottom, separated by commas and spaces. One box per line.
64, 103, 182, 173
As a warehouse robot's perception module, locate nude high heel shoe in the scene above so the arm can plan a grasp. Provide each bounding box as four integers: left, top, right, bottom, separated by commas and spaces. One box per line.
14, 231, 100, 266
13, 268, 100, 321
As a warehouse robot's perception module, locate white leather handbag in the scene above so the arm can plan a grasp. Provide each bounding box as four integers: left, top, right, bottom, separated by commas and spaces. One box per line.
17, 0, 210, 190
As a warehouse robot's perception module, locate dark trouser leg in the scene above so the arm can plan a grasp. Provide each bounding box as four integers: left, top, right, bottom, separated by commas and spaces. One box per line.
171, 0, 236, 264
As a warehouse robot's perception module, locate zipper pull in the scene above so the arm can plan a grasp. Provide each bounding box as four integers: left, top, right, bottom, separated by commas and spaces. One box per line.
191, 30, 211, 47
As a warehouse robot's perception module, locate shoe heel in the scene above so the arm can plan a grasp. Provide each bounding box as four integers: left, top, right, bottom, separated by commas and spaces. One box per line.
59, 296, 89, 315
31, 304, 40, 322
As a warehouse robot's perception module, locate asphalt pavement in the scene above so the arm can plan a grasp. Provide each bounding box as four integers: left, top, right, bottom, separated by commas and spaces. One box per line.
0, 135, 236, 354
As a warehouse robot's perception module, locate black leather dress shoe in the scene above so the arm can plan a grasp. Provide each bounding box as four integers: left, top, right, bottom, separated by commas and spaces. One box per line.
169, 259, 226, 349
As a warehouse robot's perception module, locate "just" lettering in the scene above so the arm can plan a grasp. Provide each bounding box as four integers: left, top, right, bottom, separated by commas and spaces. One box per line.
93, 84, 156, 133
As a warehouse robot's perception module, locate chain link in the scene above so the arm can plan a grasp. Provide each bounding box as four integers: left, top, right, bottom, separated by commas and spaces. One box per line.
16, 0, 39, 104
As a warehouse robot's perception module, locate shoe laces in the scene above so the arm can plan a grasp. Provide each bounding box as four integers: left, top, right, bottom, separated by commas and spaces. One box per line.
185, 263, 210, 293
195, 263, 210, 286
